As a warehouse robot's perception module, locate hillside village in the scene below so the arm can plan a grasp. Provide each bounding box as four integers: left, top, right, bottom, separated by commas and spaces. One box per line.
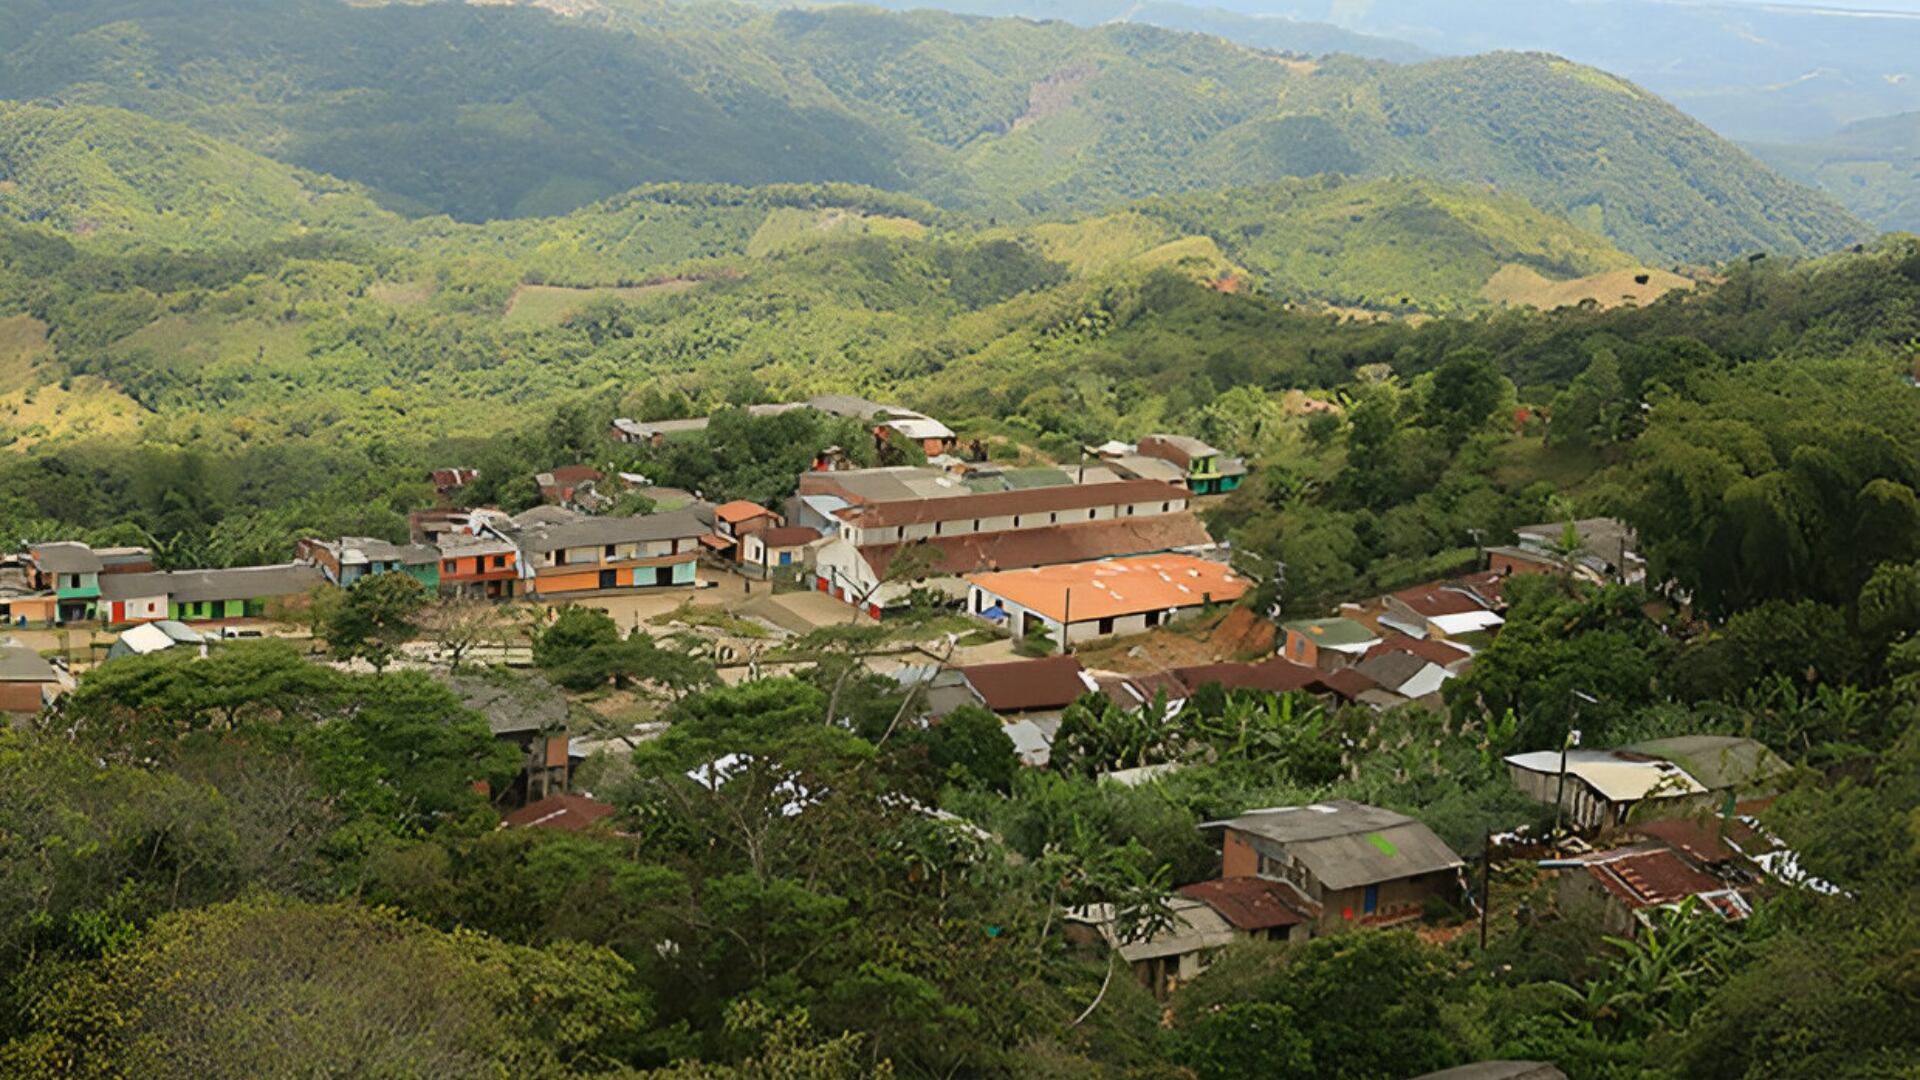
0, 392, 1807, 1015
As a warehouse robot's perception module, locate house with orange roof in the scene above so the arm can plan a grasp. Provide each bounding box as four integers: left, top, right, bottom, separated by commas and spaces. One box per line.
964, 554, 1249, 647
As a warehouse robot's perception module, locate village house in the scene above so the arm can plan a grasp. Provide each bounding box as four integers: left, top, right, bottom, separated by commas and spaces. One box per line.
298, 537, 441, 591
427, 467, 480, 500
739, 526, 821, 577
535, 465, 607, 508
0, 639, 60, 716
28, 542, 104, 624
707, 500, 783, 563
441, 673, 572, 805
1175, 876, 1311, 945
611, 395, 959, 456
1376, 580, 1507, 641
1066, 897, 1241, 1000
964, 554, 1248, 646
1200, 800, 1466, 934
1171, 656, 1331, 697
1350, 648, 1454, 703
99, 564, 327, 623
1280, 616, 1381, 670
807, 473, 1210, 615
1488, 518, 1645, 586
436, 532, 522, 600
1133, 434, 1247, 496
487, 507, 709, 597
953, 653, 1098, 719
1503, 748, 1709, 831
502, 793, 617, 831
1549, 843, 1752, 938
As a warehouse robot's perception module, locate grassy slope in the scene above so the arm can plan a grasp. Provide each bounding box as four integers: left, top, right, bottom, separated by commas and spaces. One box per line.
0, 0, 1866, 263
0, 103, 400, 248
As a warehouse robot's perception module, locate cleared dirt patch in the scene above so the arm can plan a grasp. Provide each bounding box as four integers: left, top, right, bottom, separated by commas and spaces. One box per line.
1482, 263, 1694, 310
1012, 60, 1097, 131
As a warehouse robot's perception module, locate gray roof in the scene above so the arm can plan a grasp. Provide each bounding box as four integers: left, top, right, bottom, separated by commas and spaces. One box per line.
1621, 735, 1790, 792
1201, 799, 1464, 891
438, 672, 568, 736
1353, 650, 1431, 693
0, 641, 56, 682
30, 542, 102, 574
103, 564, 326, 604
1143, 433, 1220, 457
510, 508, 710, 555
337, 537, 439, 566
512, 505, 583, 529
1104, 454, 1188, 484
805, 393, 902, 420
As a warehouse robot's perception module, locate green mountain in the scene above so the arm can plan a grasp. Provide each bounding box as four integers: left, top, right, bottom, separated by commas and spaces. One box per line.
0, 0, 1865, 263
1751, 112, 1920, 235
0, 103, 400, 249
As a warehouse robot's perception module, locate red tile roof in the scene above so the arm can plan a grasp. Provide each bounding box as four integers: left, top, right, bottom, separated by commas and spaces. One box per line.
501, 794, 618, 831
544, 465, 603, 485
861, 514, 1214, 579
840, 478, 1188, 529
1178, 876, 1309, 930
956, 655, 1092, 713
715, 500, 778, 524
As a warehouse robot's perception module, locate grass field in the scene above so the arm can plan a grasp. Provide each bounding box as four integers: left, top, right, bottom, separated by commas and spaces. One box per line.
1482, 263, 1695, 310
0, 315, 49, 393
0, 374, 144, 448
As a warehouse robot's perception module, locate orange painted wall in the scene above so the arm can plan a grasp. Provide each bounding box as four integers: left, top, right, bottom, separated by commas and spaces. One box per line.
1222, 830, 1259, 877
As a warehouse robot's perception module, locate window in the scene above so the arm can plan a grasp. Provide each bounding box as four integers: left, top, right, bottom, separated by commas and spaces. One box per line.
1126, 505, 1135, 516
1097, 617, 1115, 634
1014, 516, 1022, 528
1145, 610, 1162, 628
1048, 512, 1056, 524
935, 520, 944, 535
1161, 502, 1170, 513
492, 555, 506, 568
604, 544, 616, 558
1088, 509, 1097, 520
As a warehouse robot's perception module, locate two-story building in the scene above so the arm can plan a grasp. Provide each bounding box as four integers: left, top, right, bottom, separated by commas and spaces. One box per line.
28, 542, 103, 624
299, 537, 441, 592
1200, 800, 1465, 934
1136, 435, 1246, 496
436, 533, 522, 600
808, 476, 1213, 615
494, 509, 710, 597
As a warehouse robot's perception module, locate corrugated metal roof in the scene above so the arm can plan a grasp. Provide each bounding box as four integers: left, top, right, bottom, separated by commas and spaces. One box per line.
29, 542, 102, 574
1201, 800, 1464, 891
509, 508, 710, 554
0, 641, 57, 682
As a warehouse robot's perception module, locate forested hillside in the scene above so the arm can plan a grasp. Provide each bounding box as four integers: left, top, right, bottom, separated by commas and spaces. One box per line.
1752, 111, 1920, 235
0, 0, 1864, 262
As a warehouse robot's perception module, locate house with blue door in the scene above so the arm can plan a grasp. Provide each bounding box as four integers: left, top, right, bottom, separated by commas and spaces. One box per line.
1201, 800, 1464, 935
740, 526, 821, 579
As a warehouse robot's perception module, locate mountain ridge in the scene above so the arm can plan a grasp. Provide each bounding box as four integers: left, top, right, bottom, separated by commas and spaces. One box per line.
0, 0, 1868, 263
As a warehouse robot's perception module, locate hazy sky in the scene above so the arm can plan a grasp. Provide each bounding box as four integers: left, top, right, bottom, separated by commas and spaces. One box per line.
1741, 0, 1920, 11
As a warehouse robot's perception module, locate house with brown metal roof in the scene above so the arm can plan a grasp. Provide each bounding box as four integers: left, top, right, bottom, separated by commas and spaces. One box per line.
953, 654, 1096, 717
0, 640, 59, 715
1176, 877, 1310, 943
1549, 843, 1751, 937
502, 793, 618, 832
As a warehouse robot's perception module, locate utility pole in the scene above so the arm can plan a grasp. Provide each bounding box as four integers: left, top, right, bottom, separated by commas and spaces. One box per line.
1061, 586, 1073, 654
1479, 828, 1493, 950
1554, 689, 1598, 836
